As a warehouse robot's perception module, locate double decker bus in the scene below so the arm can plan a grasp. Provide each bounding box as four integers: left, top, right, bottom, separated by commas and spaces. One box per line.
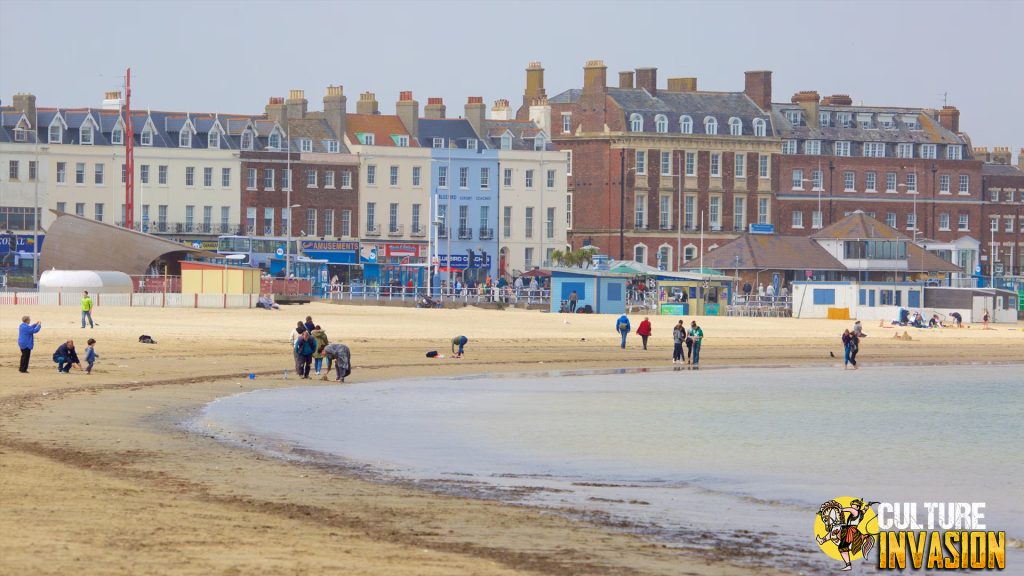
217, 235, 298, 269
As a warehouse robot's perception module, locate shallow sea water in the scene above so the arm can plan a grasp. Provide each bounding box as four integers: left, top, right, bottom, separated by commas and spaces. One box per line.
197, 364, 1023, 572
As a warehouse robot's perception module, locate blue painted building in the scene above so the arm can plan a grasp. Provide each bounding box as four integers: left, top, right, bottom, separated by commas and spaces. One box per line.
549, 268, 629, 315
419, 118, 500, 284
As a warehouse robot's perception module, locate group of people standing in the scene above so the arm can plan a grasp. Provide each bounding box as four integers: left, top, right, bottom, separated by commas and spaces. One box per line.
841, 321, 867, 369
289, 316, 351, 382
614, 315, 704, 366
18, 314, 99, 375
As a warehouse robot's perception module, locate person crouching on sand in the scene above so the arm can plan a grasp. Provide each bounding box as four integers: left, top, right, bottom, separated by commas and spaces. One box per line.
321, 343, 351, 382
53, 340, 82, 373
451, 335, 468, 358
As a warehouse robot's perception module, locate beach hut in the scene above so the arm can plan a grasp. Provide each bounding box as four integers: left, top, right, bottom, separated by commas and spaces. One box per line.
549, 268, 630, 315
181, 261, 261, 294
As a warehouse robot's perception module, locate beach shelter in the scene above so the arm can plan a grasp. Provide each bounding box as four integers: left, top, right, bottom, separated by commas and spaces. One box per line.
549, 268, 630, 315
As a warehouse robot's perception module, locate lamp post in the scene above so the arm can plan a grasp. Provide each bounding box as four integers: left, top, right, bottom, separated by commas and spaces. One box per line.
617, 148, 639, 261
33, 143, 48, 286
285, 203, 300, 278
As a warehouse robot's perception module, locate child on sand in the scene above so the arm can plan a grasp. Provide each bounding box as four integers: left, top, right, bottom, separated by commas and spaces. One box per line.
84, 338, 99, 374
451, 335, 468, 358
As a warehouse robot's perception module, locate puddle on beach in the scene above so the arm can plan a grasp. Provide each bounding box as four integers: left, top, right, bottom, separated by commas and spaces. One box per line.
196, 364, 1024, 573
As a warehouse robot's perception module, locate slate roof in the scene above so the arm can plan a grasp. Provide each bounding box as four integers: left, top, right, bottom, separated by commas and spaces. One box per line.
906, 244, 961, 273
550, 87, 774, 137
482, 119, 552, 151
417, 118, 485, 150
345, 114, 419, 147
981, 164, 1024, 178
772, 104, 967, 145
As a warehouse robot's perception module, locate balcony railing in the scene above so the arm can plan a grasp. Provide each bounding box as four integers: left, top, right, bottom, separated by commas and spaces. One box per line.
365, 223, 382, 236
115, 222, 242, 235
478, 227, 494, 240
458, 227, 473, 240
410, 225, 427, 237
387, 224, 405, 237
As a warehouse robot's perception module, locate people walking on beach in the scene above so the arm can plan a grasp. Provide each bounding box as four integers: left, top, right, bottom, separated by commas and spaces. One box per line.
294, 330, 317, 379
451, 335, 469, 358
841, 329, 854, 369
53, 340, 82, 373
684, 324, 694, 363
615, 314, 631, 349
321, 342, 352, 382
304, 316, 315, 333
84, 338, 99, 374
310, 325, 329, 376
569, 290, 578, 313
688, 321, 704, 365
290, 321, 307, 375
18, 315, 42, 373
672, 320, 685, 364
81, 291, 94, 328
636, 317, 652, 350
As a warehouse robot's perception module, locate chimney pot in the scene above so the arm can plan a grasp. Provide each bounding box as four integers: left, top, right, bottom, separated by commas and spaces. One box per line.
396, 92, 419, 138
427, 97, 444, 105
356, 92, 379, 115
424, 97, 446, 119
325, 85, 344, 97
465, 97, 487, 138
399, 90, 413, 102
791, 90, 820, 103
468, 96, 483, 104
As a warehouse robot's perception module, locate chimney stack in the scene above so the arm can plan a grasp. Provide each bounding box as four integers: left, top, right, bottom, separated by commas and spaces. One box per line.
286, 89, 307, 120
425, 97, 446, 119
396, 91, 419, 140
1018, 149, 1024, 170
822, 94, 853, 106
491, 99, 511, 121
266, 96, 287, 127
992, 146, 1011, 165
744, 70, 772, 112
618, 71, 634, 89
12, 93, 36, 127
635, 67, 657, 95
938, 105, 960, 133
357, 92, 379, 115
583, 60, 607, 93
323, 85, 347, 143
518, 61, 547, 120
666, 78, 697, 93
102, 90, 123, 110
465, 96, 486, 138
791, 91, 821, 127
529, 96, 551, 135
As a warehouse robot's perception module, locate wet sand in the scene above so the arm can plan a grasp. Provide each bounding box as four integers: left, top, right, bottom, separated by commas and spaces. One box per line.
2, 303, 1022, 575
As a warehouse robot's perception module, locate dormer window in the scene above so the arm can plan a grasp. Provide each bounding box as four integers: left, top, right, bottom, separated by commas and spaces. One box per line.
432, 137, 445, 148
111, 126, 124, 145
857, 113, 873, 129
179, 128, 192, 148
728, 117, 742, 136
704, 116, 718, 135
902, 115, 920, 130
533, 135, 544, 151
14, 127, 27, 142
679, 115, 693, 134
241, 129, 254, 150
268, 131, 281, 150
48, 122, 62, 143
299, 138, 312, 152
81, 124, 95, 145
946, 145, 962, 160
324, 140, 339, 153
838, 112, 853, 128
501, 134, 512, 150
465, 138, 476, 150
208, 130, 220, 149
804, 140, 821, 155
629, 113, 643, 132
753, 118, 767, 137
785, 110, 802, 125
819, 111, 831, 127
141, 127, 153, 146
393, 135, 409, 147
357, 132, 375, 145
879, 114, 895, 129
654, 114, 668, 133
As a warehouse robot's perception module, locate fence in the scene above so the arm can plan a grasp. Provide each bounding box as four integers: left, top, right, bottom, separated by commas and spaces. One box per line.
0, 291, 257, 309
725, 296, 794, 317
319, 283, 551, 307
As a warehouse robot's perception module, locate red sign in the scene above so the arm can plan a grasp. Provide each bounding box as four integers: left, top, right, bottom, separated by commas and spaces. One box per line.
385, 243, 421, 257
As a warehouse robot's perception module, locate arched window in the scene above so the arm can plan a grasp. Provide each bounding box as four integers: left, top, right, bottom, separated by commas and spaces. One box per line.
704, 116, 718, 135
633, 243, 647, 265
684, 245, 697, 262
657, 245, 672, 271
679, 115, 693, 134
629, 113, 643, 132
753, 118, 767, 137
111, 126, 124, 145
729, 117, 742, 136
178, 127, 192, 148
208, 129, 221, 149
655, 114, 668, 133
268, 131, 281, 150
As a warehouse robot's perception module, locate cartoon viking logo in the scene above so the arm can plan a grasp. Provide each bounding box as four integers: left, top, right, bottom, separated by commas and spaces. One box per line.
814, 497, 879, 571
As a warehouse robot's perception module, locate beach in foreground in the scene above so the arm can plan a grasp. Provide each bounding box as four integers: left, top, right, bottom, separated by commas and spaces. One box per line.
2, 303, 1022, 575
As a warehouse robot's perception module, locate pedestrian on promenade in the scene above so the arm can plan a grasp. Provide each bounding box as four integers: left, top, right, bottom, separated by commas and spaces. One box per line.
84, 338, 99, 374
688, 321, 704, 365
637, 317, 652, 350
53, 340, 82, 373
672, 320, 685, 364
294, 330, 317, 379
321, 342, 352, 382
451, 335, 469, 358
616, 314, 631, 349
81, 291, 94, 328
18, 315, 42, 373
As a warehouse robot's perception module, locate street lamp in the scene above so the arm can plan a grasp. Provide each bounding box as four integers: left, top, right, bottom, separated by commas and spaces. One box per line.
285, 203, 300, 278
33, 143, 48, 286
618, 148, 639, 261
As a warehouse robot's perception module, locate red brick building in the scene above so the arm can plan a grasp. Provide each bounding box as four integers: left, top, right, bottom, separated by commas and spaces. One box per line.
240, 88, 359, 240
979, 155, 1024, 277
542, 61, 779, 270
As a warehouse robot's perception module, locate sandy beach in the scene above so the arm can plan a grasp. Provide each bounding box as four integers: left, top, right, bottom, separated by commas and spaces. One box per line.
2, 303, 1022, 575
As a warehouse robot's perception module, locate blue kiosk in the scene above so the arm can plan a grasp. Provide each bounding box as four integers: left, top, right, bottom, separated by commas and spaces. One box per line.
549, 268, 630, 315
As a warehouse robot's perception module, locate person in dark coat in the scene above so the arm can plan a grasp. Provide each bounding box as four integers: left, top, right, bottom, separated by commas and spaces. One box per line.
294, 331, 317, 379
18, 315, 42, 373
53, 340, 82, 373
321, 343, 352, 382
304, 316, 315, 333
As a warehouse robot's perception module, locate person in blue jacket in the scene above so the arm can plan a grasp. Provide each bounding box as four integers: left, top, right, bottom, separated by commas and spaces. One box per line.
615, 314, 631, 349
294, 330, 317, 379
18, 315, 42, 373
53, 340, 82, 373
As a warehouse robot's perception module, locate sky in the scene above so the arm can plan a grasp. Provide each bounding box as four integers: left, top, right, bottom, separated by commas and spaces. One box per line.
1, 0, 1021, 159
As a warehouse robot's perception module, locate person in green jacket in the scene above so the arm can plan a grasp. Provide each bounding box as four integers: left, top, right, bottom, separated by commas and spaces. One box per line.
81, 291, 94, 329
688, 321, 704, 365
310, 325, 329, 376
